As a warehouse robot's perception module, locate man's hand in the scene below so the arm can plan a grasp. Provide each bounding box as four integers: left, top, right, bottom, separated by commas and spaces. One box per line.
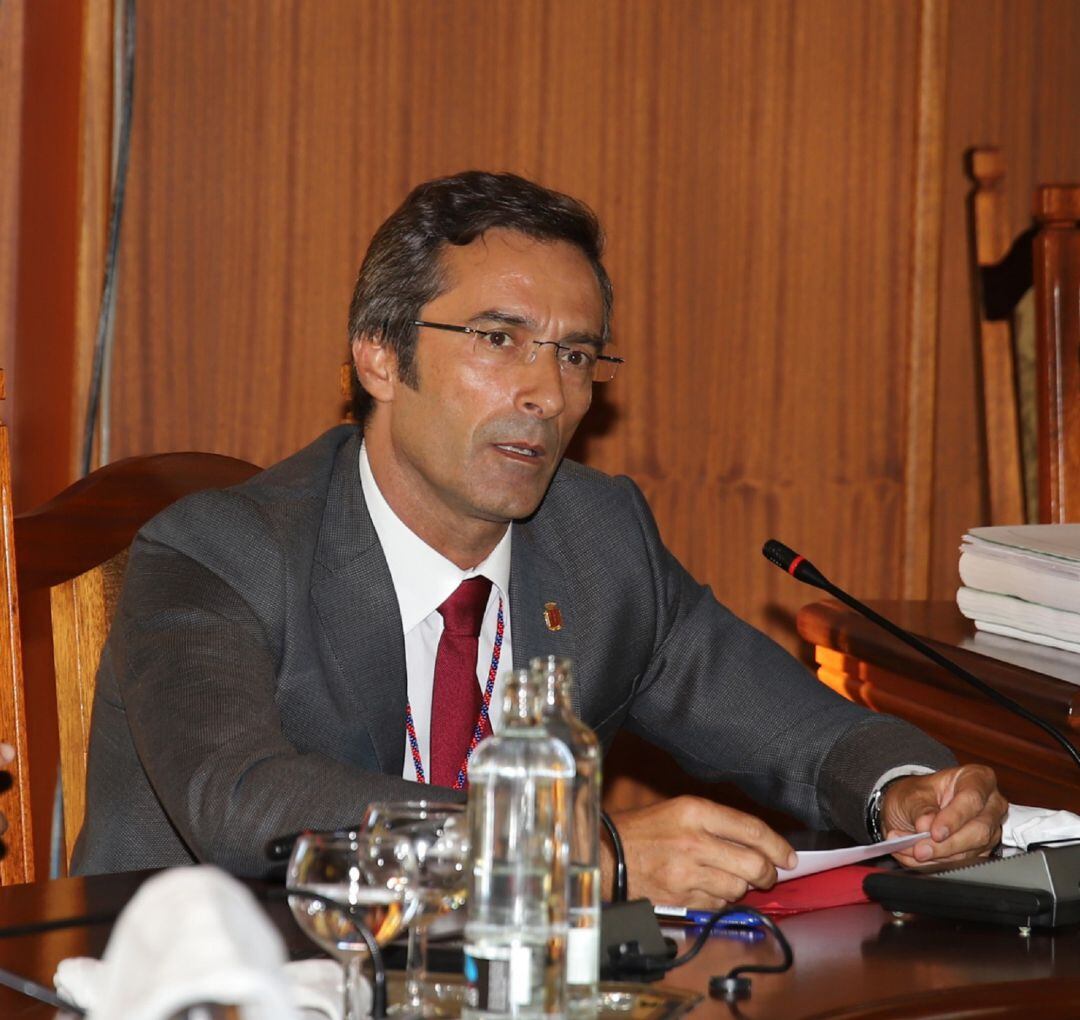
0, 742, 13, 837
881, 764, 1007, 867
602, 796, 797, 909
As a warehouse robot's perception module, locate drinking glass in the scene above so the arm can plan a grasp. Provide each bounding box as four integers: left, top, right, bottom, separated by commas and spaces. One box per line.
361, 801, 469, 1017
287, 829, 419, 1020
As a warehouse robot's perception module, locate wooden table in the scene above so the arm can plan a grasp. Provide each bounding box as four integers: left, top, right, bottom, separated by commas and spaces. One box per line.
797, 599, 1080, 812
2, 870, 1080, 1018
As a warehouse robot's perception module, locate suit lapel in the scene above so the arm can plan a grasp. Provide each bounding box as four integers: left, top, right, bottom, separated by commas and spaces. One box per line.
509, 523, 580, 711
310, 436, 407, 776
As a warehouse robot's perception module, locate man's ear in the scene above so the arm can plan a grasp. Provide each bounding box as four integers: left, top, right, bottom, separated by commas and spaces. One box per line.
352, 333, 398, 405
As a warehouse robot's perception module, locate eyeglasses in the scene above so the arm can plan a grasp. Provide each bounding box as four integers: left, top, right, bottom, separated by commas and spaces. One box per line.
411, 320, 624, 384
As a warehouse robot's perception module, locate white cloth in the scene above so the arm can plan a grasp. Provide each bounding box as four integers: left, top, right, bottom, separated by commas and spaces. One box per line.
53, 867, 357, 1020
358, 444, 513, 781
1002, 803, 1080, 851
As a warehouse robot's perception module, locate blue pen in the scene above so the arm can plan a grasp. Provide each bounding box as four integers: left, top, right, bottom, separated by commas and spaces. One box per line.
653, 905, 764, 927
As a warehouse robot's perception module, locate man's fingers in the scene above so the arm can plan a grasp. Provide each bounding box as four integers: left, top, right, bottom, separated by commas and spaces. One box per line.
884, 765, 1007, 865
696, 802, 796, 870
702, 837, 780, 890
893, 819, 1003, 867
926, 772, 1000, 841
660, 855, 751, 909
612, 796, 796, 909
918, 812, 1002, 862
884, 783, 943, 836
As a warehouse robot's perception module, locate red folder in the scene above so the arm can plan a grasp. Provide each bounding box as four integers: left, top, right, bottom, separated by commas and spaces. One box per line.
738, 864, 879, 916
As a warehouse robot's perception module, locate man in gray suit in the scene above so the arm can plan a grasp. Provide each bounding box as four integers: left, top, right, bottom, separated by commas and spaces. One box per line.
75, 172, 1006, 906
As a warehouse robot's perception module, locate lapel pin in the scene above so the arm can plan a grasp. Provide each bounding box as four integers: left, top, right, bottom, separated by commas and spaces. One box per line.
543, 602, 563, 632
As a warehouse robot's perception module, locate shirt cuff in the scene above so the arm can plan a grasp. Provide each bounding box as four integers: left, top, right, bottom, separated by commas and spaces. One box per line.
869, 764, 935, 800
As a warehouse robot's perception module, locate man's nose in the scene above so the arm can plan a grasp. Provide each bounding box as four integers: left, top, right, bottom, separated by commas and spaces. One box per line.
514, 342, 567, 419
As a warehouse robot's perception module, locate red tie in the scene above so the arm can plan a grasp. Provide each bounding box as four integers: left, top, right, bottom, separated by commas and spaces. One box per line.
430, 576, 493, 787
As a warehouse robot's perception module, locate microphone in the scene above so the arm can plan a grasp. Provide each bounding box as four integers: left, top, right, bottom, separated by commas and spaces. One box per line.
762, 539, 1080, 773
762, 539, 830, 589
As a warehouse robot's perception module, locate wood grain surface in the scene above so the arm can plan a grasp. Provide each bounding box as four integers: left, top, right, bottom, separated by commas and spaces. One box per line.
103, 0, 924, 652
23, 0, 1080, 637
0, 0, 24, 430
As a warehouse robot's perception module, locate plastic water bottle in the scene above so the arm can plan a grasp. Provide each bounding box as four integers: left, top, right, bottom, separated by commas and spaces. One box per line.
463, 668, 575, 1020
530, 656, 601, 1015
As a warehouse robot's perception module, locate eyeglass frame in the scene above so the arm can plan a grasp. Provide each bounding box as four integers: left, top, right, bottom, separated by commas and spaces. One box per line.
409, 319, 624, 383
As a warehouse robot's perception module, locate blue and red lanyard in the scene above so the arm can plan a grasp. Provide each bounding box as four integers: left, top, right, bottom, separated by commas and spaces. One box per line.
404, 596, 504, 790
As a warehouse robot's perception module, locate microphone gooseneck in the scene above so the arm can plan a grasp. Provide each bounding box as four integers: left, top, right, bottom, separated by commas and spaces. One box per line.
763, 539, 1080, 773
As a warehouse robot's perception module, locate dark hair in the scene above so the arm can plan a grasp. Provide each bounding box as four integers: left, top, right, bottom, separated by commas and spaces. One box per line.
347, 170, 613, 423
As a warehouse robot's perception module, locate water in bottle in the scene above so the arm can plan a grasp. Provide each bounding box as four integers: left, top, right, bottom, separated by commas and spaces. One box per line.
464, 668, 575, 1020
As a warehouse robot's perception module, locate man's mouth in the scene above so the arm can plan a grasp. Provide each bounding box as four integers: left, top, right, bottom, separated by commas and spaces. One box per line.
494, 443, 544, 460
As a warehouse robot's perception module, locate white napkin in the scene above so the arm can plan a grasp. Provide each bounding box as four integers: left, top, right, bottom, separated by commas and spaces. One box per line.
52, 866, 360, 1020
1002, 803, 1080, 851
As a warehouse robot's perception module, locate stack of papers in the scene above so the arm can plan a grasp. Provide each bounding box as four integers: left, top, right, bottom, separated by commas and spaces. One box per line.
958, 525, 1080, 654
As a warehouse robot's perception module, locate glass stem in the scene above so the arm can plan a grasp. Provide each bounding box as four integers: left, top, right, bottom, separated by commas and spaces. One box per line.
404, 922, 424, 1010
344, 954, 367, 1020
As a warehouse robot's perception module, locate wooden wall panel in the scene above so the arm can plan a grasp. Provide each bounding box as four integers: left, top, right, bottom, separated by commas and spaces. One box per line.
929, 0, 1080, 600
11, 0, 87, 512
106, 0, 923, 654
0, 0, 24, 409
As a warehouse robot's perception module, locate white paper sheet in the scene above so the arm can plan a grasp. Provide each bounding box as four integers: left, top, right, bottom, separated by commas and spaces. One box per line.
777, 831, 929, 882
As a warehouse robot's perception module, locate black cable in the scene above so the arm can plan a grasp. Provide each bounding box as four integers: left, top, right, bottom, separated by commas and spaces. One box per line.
80, 0, 136, 476
663, 911, 726, 968
352, 918, 388, 1018
709, 910, 794, 1001
600, 810, 628, 902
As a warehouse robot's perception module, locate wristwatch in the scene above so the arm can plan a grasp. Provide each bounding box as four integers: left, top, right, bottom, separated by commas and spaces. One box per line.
865, 776, 905, 843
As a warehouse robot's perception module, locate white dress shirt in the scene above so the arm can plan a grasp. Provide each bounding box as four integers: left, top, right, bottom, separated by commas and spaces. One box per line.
358, 445, 514, 783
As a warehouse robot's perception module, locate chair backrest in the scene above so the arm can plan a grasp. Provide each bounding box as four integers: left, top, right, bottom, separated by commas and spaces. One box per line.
14, 452, 261, 866
1033, 184, 1080, 522
49, 547, 129, 863
968, 148, 1080, 523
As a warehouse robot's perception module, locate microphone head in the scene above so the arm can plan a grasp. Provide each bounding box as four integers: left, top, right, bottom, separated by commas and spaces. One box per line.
762, 539, 799, 572
762, 539, 831, 591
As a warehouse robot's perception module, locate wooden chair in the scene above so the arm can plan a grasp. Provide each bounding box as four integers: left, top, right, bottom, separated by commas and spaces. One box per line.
15, 451, 260, 867
967, 148, 1080, 523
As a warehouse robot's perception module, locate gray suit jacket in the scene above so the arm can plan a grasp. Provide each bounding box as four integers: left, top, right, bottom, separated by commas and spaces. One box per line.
73, 426, 954, 876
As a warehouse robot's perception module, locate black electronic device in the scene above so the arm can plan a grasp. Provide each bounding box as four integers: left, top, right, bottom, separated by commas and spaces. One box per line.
599, 898, 676, 980
864, 844, 1080, 929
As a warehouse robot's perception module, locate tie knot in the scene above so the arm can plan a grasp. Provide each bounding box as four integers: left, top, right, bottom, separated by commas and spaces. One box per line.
437, 576, 492, 636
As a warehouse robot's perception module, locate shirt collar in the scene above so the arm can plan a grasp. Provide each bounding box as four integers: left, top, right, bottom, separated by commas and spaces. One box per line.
359, 442, 512, 633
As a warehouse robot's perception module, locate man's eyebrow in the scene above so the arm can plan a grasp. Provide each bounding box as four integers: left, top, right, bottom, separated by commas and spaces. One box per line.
466, 309, 603, 349
465, 309, 533, 329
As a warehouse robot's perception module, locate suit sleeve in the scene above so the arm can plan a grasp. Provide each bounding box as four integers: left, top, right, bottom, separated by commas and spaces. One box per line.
612, 477, 955, 841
